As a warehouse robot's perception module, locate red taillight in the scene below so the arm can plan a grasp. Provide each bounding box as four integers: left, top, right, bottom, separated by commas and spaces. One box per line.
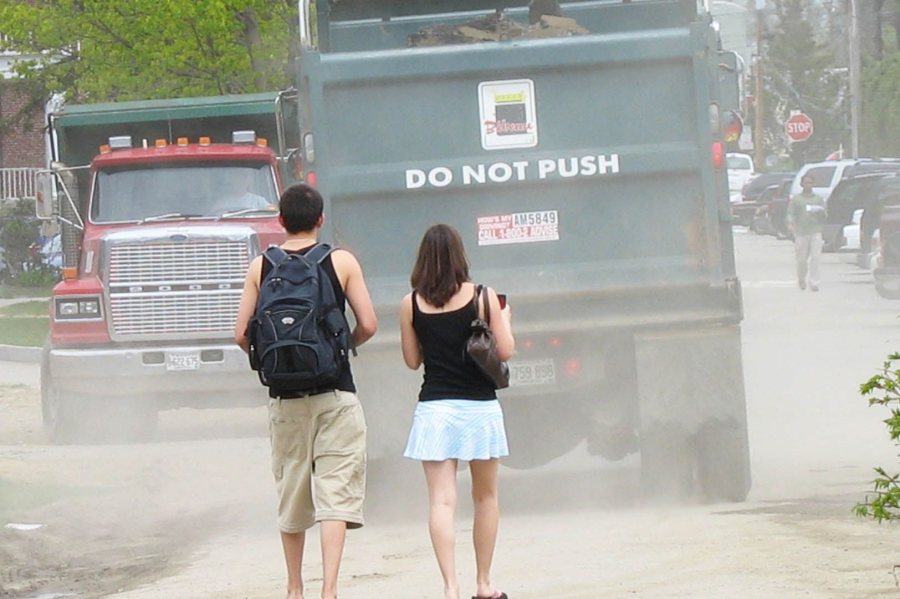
548, 337, 562, 348
522, 338, 535, 350
306, 170, 318, 187
563, 358, 582, 377
712, 142, 725, 170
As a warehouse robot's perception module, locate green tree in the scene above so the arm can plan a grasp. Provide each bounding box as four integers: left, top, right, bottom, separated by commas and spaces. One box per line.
761, 0, 845, 166
0, 0, 298, 104
861, 51, 900, 157
855, 352, 900, 522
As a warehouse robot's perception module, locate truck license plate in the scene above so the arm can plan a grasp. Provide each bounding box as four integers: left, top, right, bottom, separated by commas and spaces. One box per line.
509, 358, 556, 387
166, 352, 201, 371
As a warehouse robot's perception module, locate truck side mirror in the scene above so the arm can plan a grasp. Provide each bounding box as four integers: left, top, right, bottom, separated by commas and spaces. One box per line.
287, 148, 304, 181
721, 110, 743, 143
35, 171, 57, 220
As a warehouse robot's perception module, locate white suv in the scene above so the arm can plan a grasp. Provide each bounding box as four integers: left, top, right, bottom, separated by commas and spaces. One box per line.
790, 158, 900, 204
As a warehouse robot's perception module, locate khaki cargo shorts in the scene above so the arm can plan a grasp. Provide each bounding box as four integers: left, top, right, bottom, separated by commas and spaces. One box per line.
268, 390, 367, 533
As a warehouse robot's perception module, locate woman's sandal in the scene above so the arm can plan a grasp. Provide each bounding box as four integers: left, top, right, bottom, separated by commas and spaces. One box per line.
472, 593, 508, 599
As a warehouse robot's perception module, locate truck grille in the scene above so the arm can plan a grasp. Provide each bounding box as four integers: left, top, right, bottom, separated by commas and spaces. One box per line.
108, 241, 249, 284
105, 231, 253, 340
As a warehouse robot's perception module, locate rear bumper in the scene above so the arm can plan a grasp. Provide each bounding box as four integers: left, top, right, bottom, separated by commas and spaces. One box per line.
730, 202, 758, 225
874, 267, 900, 281
46, 342, 266, 405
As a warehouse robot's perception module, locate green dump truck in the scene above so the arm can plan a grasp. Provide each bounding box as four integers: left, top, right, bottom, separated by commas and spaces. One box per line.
293, 0, 750, 501
36, 92, 300, 442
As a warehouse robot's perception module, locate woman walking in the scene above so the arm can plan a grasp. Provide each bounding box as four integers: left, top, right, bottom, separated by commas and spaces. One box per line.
400, 224, 515, 599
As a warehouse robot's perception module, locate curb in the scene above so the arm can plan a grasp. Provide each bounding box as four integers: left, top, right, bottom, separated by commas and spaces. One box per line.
0, 344, 41, 364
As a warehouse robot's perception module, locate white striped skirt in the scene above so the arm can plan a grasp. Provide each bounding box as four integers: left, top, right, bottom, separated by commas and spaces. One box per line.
403, 399, 509, 462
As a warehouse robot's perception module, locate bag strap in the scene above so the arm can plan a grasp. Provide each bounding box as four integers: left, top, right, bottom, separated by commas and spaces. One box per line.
264, 243, 335, 268
470, 284, 491, 324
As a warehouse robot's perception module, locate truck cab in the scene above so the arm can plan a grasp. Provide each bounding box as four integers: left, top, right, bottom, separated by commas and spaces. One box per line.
37, 92, 299, 442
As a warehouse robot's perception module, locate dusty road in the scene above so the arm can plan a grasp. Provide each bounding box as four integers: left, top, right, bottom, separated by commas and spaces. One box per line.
2, 230, 900, 598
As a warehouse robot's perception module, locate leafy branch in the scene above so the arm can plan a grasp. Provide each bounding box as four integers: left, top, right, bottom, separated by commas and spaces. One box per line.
855, 352, 900, 522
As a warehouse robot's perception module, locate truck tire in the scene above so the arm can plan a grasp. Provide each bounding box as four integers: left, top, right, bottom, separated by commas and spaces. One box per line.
41, 346, 158, 443
875, 279, 900, 300
634, 327, 750, 502
696, 419, 751, 502
639, 424, 694, 500
502, 394, 586, 469
41, 349, 84, 444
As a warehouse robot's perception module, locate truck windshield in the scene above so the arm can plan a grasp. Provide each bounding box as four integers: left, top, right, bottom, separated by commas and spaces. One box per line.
327, 0, 664, 19
91, 161, 278, 223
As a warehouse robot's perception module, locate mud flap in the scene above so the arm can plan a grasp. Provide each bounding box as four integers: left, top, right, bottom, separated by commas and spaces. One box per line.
634, 325, 751, 502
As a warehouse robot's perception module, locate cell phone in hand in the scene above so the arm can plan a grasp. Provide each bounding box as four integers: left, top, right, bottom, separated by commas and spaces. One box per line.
497, 293, 507, 309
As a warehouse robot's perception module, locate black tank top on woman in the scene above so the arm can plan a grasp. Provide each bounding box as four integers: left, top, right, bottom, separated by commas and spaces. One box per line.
412, 288, 497, 402
260, 245, 356, 397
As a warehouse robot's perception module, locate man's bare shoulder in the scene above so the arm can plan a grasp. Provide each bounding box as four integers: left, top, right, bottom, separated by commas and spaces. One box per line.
330, 247, 362, 269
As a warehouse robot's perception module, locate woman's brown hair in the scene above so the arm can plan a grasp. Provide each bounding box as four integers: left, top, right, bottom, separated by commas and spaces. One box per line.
410, 224, 470, 307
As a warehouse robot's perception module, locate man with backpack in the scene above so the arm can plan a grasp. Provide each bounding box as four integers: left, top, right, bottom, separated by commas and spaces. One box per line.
234, 183, 377, 599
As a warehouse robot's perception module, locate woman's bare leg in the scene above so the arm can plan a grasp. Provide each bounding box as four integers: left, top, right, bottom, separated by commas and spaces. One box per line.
423, 459, 460, 599
470, 458, 500, 598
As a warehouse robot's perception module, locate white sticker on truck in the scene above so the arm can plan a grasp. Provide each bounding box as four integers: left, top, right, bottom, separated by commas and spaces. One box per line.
478, 79, 538, 150
477, 211, 559, 246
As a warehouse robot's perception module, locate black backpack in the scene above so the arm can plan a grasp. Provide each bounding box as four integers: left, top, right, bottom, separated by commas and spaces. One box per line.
248, 244, 352, 391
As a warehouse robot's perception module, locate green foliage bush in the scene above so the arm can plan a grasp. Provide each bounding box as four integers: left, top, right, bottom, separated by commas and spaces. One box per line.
0, 199, 38, 277
855, 352, 900, 522
0, 199, 59, 289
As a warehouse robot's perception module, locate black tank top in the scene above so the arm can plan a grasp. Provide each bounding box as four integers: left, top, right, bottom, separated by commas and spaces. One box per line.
260, 245, 356, 396
412, 288, 497, 402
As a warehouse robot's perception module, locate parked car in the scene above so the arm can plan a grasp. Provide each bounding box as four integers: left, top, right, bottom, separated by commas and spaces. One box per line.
737, 171, 795, 228
749, 184, 780, 235
871, 176, 900, 297
821, 172, 898, 252
790, 158, 900, 205
763, 178, 795, 240
841, 209, 864, 251
874, 206, 900, 299
727, 152, 756, 205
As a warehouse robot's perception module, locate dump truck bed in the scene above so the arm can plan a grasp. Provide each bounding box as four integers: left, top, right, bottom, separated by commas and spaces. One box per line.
304, 0, 738, 330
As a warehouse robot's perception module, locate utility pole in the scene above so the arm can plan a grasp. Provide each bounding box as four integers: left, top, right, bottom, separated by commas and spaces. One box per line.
848, 0, 861, 158
754, 2, 765, 168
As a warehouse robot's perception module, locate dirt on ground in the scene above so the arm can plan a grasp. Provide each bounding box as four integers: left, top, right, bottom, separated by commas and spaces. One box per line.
2, 380, 900, 599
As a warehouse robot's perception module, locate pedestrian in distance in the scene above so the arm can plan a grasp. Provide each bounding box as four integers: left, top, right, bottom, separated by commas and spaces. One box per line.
399, 223, 515, 599
234, 183, 378, 599
787, 174, 827, 292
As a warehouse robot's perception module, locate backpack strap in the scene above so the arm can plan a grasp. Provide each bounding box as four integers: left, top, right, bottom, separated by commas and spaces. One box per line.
263, 245, 289, 268
305, 242, 335, 265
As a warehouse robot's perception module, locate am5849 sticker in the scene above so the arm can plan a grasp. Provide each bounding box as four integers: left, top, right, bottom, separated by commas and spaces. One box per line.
477, 210, 559, 246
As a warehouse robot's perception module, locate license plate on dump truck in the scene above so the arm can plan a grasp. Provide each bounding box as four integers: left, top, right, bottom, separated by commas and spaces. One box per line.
166, 352, 201, 371
509, 359, 556, 386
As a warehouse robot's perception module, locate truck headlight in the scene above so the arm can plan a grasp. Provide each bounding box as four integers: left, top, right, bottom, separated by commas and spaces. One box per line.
55, 296, 102, 320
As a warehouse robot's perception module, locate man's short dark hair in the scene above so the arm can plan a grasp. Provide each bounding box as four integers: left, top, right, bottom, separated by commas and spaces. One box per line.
279, 183, 324, 234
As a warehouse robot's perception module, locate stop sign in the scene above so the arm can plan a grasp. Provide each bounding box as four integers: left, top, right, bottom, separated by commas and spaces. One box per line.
785, 112, 814, 143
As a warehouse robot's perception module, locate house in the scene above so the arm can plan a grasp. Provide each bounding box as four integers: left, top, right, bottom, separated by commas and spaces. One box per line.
1, 33, 45, 202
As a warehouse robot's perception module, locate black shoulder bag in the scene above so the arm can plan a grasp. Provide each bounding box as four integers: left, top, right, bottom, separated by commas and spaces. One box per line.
465, 285, 510, 389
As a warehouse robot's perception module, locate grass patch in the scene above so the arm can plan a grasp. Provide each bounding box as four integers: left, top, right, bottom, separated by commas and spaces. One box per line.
0, 317, 48, 347
0, 284, 53, 300
0, 300, 49, 317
